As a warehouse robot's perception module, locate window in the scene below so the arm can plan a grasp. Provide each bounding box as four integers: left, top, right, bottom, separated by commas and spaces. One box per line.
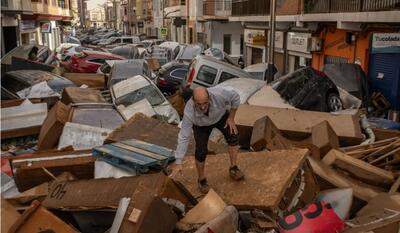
115, 85, 165, 107
223, 34, 231, 54
197, 65, 217, 85
170, 68, 188, 79
123, 38, 133, 43
88, 58, 106, 64
219, 72, 238, 83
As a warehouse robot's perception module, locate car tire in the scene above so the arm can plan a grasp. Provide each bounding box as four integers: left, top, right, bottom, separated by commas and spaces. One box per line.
327, 93, 343, 112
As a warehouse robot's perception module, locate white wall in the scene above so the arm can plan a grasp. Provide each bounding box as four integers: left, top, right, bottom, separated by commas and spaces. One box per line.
209, 21, 243, 56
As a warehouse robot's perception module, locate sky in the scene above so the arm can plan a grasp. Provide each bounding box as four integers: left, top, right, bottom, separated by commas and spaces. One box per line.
87, 0, 106, 10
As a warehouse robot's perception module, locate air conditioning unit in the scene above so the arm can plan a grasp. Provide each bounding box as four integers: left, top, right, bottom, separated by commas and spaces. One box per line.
310, 37, 322, 52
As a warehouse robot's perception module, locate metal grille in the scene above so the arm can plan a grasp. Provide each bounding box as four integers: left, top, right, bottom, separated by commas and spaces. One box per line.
324, 56, 349, 65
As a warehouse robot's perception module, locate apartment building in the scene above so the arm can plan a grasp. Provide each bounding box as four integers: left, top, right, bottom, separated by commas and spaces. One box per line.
1, 0, 73, 54
89, 6, 106, 28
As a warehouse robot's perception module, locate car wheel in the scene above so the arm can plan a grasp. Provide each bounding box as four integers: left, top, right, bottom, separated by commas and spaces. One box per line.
327, 93, 343, 112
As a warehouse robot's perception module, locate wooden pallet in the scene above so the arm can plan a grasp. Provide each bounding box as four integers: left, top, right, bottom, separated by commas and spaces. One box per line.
92, 139, 175, 173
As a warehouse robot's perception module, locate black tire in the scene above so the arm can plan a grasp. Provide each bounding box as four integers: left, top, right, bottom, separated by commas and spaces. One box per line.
327, 93, 343, 112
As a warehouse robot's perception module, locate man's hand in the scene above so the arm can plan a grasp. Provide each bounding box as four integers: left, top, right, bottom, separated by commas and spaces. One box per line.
169, 163, 183, 179
225, 117, 238, 135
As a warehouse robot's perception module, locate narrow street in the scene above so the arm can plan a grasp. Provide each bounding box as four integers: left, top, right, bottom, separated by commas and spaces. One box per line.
1, 0, 400, 232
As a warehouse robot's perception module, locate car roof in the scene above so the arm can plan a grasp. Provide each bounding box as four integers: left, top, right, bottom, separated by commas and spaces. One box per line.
6, 70, 66, 84
194, 55, 251, 76
216, 78, 266, 104
83, 50, 124, 58
244, 63, 269, 72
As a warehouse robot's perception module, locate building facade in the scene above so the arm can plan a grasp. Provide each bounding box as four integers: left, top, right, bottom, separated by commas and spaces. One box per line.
88, 6, 105, 28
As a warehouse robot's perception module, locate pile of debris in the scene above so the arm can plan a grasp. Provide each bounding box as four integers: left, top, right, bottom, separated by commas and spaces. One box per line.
2, 99, 400, 233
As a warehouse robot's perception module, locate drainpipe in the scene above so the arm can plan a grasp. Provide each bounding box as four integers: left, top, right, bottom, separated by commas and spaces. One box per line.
186, 0, 190, 44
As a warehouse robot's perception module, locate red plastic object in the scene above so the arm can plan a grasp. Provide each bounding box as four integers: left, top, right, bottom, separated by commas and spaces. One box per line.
1, 156, 13, 176
278, 201, 347, 233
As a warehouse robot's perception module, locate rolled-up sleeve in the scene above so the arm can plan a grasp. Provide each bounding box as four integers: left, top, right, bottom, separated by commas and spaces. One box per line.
222, 88, 240, 108
175, 115, 193, 164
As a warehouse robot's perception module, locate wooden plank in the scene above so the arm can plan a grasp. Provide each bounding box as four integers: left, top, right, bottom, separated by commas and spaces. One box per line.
345, 146, 386, 159
308, 157, 382, 201
362, 139, 400, 161
322, 149, 394, 186
370, 147, 400, 165
341, 137, 398, 152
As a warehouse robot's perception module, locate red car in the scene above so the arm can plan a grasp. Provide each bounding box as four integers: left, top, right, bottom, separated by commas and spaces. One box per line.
70, 50, 125, 73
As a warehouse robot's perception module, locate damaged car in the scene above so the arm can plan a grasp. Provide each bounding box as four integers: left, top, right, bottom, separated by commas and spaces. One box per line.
1, 70, 75, 100
110, 75, 180, 124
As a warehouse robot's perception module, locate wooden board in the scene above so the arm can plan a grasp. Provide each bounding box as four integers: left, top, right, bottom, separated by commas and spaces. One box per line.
322, 149, 394, 186
308, 157, 382, 201
175, 149, 309, 210
63, 73, 106, 89
235, 104, 363, 145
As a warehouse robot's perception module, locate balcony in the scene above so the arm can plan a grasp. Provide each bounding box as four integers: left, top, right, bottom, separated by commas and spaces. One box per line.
1, 0, 32, 13
232, 0, 270, 16
304, 0, 400, 14
31, 2, 72, 18
203, 0, 232, 18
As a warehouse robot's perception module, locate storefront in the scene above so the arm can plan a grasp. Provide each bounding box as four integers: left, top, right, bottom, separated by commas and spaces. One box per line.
268, 30, 285, 74
244, 29, 267, 66
368, 33, 400, 110
286, 32, 312, 73
20, 20, 38, 45
40, 21, 61, 51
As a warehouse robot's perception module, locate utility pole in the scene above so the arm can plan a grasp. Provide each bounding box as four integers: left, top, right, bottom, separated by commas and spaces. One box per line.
267, 0, 277, 83
186, 0, 189, 44
113, 0, 117, 30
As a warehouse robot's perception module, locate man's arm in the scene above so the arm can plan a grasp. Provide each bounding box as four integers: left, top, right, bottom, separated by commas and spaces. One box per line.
174, 115, 193, 164
222, 88, 240, 134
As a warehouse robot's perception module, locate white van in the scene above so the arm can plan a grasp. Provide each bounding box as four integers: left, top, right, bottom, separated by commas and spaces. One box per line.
183, 55, 254, 89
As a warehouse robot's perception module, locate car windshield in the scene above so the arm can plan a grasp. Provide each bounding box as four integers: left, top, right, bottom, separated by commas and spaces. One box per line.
115, 84, 165, 107
178, 46, 201, 60
248, 72, 264, 80
273, 68, 310, 101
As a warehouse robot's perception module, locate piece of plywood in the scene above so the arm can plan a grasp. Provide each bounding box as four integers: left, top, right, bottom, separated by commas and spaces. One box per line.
311, 121, 339, 157
105, 113, 226, 155
308, 157, 382, 201
322, 149, 394, 186
63, 73, 106, 89
175, 149, 309, 210
235, 104, 363, 145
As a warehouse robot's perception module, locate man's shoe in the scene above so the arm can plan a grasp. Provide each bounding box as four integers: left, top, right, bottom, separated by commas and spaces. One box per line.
198, 178, 210, 194
229, 165, 244, 181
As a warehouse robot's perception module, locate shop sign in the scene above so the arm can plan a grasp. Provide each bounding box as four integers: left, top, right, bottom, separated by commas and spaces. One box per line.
20, 20, 36, 31
41, 22, 51, 33
245, 29, 266, 46
287, 32, 311, 53
372, 33, 400, 48
268, 31, 284, 49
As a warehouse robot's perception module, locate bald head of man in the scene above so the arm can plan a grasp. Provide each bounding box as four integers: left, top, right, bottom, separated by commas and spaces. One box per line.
193, 87, 209, 113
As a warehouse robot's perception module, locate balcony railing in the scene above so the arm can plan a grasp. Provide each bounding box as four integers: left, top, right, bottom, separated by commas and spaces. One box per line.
304, 0, 400, 14
1, 0, 31, 12
203, 0, 232, 17
232, 0, 270, 16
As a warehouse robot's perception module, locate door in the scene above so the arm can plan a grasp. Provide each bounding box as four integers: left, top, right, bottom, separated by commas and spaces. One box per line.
223, 34, 231, 55
368, 53, 400, 110
3, 26, 17, 54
